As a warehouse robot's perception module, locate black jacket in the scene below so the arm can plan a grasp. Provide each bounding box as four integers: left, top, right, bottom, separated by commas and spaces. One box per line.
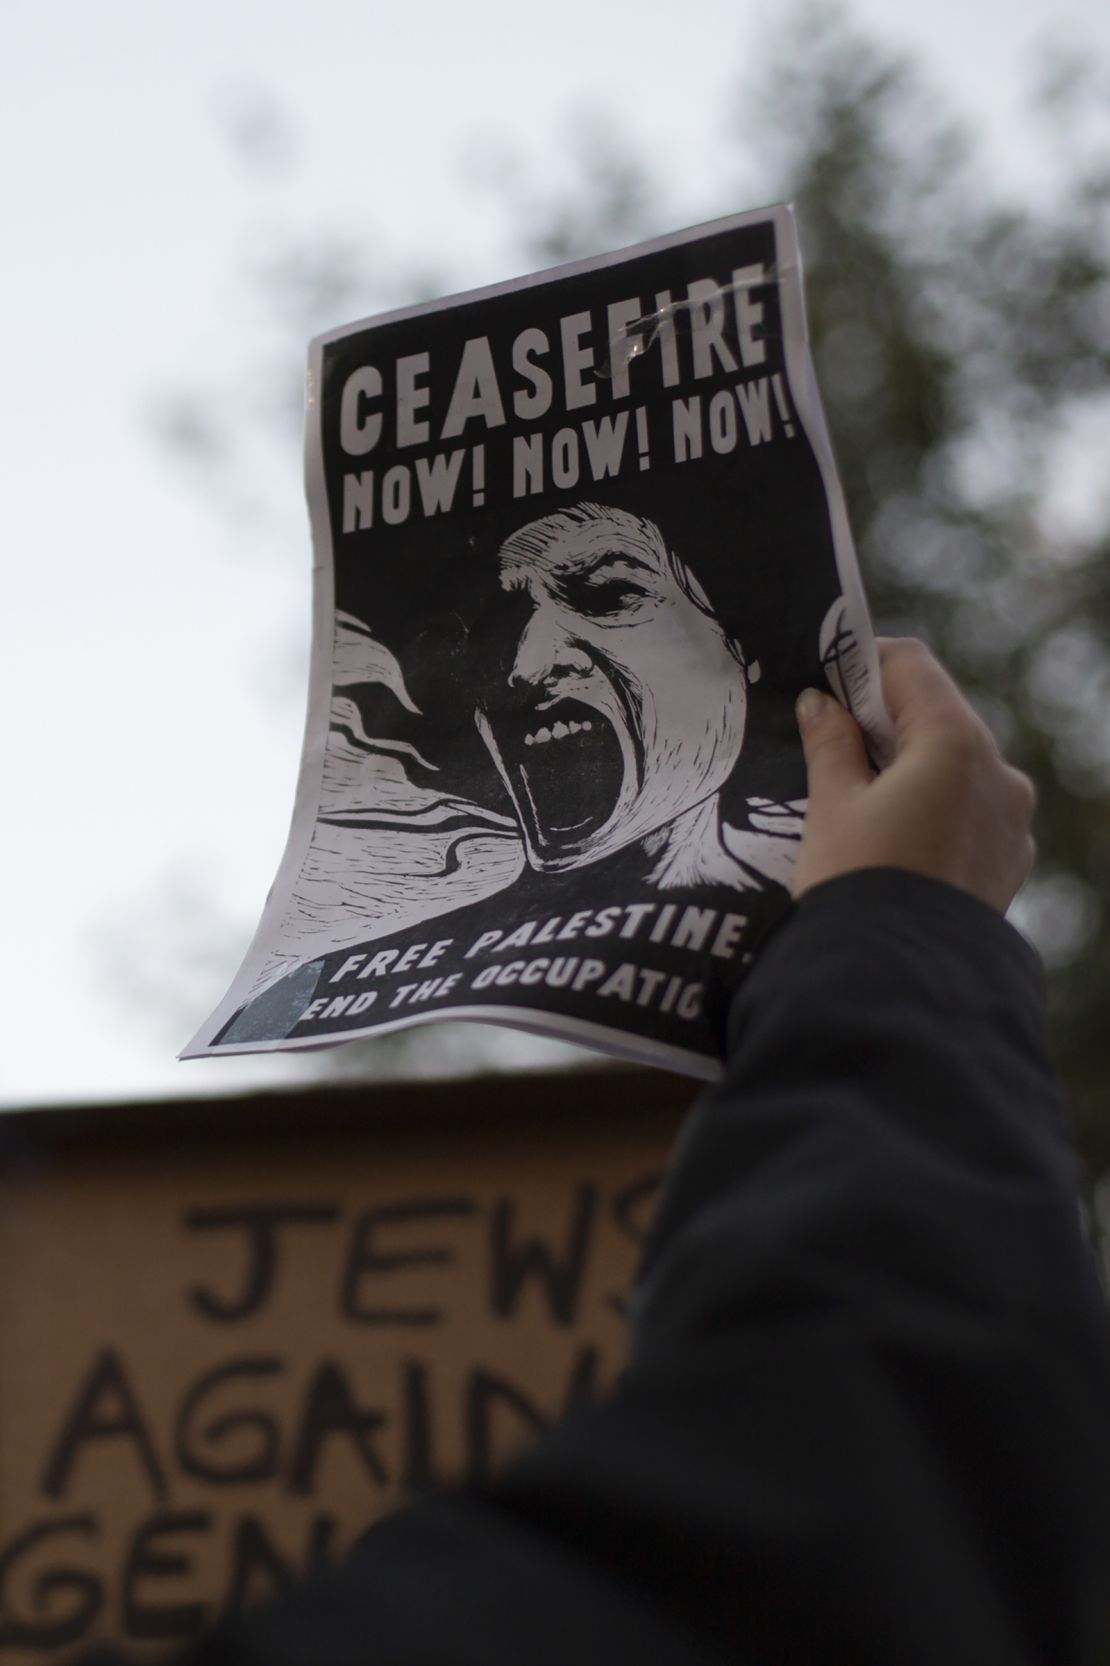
85, 869, 1110, 1665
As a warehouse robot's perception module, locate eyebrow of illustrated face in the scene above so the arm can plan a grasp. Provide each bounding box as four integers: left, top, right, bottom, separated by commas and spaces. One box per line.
503, 548, 658, 592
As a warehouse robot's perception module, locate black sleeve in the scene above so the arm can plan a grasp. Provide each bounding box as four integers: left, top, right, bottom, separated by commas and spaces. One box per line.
79, 870, 1110, 1666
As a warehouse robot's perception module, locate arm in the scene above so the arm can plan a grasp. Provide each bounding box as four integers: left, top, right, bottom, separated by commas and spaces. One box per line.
470, 646, 1110, 1662
82, 645, 1110, 1666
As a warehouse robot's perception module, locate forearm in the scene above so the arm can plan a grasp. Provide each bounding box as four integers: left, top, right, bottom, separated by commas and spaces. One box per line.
575, 867, 1110, 1662
633, 868, 1097, 1359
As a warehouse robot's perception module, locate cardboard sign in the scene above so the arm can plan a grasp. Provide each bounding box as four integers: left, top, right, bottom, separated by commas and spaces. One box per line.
185, 207, 890, 1075
0, 1068, 690, 1660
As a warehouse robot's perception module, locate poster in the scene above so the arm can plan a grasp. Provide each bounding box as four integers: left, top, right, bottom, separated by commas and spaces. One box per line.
184, 205, 890, 1077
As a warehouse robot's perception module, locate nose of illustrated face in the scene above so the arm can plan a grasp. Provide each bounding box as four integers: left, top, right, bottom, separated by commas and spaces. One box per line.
509, 603, 592, 687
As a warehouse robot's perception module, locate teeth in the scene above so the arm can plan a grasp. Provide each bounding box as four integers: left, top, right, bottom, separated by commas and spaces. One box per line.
524, 720, 594, 746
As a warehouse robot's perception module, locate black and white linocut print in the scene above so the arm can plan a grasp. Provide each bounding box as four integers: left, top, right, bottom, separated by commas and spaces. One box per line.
184, 207, 887, 1076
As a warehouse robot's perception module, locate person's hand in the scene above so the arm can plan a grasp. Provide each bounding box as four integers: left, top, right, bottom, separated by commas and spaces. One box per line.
792, 638, 1036, 913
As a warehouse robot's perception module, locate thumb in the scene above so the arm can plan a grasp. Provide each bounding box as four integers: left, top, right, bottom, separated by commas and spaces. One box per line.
796, 688, 872, 806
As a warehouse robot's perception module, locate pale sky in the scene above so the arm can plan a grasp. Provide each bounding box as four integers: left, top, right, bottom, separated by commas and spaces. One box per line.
3, 0, 1107, 1108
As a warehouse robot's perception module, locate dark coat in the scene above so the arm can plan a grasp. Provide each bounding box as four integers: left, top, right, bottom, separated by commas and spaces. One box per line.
82, 869, 1110, 1665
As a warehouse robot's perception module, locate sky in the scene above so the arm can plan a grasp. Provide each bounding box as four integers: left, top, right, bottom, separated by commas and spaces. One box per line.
3, 0, 1108, 1109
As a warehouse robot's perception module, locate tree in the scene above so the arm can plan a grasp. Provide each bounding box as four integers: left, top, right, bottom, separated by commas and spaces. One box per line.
746, 8, 1110, 1179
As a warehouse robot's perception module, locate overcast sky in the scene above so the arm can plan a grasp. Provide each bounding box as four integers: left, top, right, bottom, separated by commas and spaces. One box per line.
3, 0, 1108, 1109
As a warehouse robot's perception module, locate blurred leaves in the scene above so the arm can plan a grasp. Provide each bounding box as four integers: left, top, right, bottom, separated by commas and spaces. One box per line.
480, 112, 663, 268
211, 82, 300, 179
746, 5, 1110, 1172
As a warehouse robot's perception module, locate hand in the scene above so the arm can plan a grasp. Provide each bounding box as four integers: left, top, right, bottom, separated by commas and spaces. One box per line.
792, 638, 1036, 913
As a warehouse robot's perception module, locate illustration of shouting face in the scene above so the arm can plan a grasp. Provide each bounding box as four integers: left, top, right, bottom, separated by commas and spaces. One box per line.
475, 502, 750, 872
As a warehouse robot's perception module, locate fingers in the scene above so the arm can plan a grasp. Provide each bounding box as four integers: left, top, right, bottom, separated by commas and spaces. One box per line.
1005, 763, 1039, 870
876, 637, 977, 741
795, 687, 872, 806
877, 638, 1001, 765
795, 637, 1040, 912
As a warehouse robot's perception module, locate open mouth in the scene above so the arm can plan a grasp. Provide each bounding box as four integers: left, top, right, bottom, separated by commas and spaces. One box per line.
479, 695, 629, 856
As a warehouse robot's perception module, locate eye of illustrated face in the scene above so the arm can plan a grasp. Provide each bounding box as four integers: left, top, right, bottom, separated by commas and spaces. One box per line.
554, 552, 656, 621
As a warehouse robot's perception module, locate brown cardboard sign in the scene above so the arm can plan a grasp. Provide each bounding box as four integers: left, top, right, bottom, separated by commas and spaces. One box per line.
0, 1068, 691, 1660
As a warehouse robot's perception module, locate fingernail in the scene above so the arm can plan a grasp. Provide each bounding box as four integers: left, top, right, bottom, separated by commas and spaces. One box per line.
796, 688, 825, 726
